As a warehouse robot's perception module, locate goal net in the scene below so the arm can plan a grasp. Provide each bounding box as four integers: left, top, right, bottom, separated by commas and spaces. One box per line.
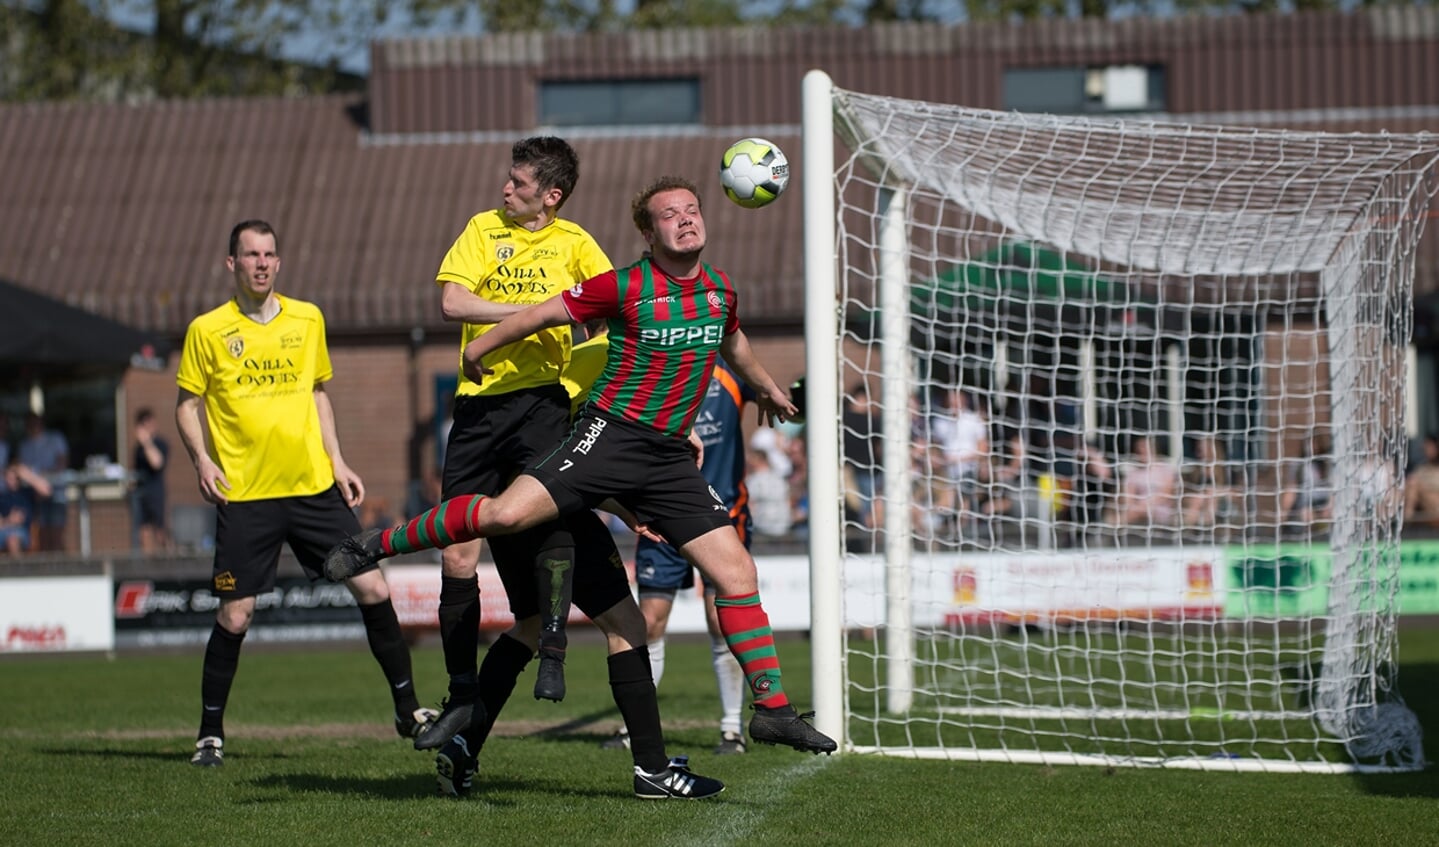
800, 70, 1439, 772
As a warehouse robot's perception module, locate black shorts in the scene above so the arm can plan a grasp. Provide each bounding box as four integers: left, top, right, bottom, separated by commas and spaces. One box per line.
210, 486, 363, 597
442, 384, 632, 618
528, 409, 731, 549
441, 386, 572, 499
135, 485, 166, 528
490, 509, 633, 620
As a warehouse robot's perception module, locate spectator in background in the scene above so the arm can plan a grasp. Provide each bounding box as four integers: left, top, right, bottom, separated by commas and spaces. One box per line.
132, 407, 171, 553
19, 412, 68, 551
1281, 436, 1332, 531
0, 456, 51, 554
1357, 446, 1403, 531
1053, 431, 1102, 544
0, 411, 11, 471
977, 423, 1028, 522
1182, 434, 1237, 531
1109, 434, 1179, 530
913, 441, 960, 541
842, 384, 884, 529
1404, 433, 1439, 525
931, 387, 987, 514
749, 425, 792, 481
785, 430, 809, 540
747, 447, 793, 539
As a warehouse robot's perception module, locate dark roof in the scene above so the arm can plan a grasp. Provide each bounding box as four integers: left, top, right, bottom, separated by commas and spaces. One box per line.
4, 13, 1439, 338
0, 95, 802, 337
0, 276, 163, 377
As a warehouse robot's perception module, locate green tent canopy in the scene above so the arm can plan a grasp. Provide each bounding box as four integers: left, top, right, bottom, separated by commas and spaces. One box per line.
913, 241, 1126, 313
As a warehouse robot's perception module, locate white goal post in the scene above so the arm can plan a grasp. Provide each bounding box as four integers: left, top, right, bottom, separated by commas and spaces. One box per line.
802, 68, 1439, 772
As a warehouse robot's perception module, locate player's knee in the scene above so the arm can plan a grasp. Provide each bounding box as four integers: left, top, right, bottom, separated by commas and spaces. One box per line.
592, 598, 646, 646
346, 569, 389, 605
440, 545, 480, 578
217, 605, 253, 634
481, 499, 530, 534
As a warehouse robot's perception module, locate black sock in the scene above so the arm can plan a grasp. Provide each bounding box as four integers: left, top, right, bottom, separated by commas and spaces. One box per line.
460, 633, 534, 752
608, 646, 668, 774
198, 622, 245, 740
535, 544, 574, 657
437, 575, 481, 698
358, 598, 419, 714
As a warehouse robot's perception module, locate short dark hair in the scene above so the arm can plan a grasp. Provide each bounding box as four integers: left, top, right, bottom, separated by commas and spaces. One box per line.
229, 220, 278, 258
135, 408, 155, 425
631, 176, 701, 235
512, 137, 580, 210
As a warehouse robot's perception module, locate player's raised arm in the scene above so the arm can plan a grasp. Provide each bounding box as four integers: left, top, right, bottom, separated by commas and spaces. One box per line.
461, 294, 574, 383
719, 328, 795, 426
439, 281, 526, 325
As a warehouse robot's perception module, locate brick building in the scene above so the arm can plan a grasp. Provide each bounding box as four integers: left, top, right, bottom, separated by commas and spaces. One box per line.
0, 9, 1436, 553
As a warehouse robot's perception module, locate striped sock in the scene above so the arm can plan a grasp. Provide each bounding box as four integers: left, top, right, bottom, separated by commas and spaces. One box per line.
714, 592, 789, 709
381, 495, 487, 555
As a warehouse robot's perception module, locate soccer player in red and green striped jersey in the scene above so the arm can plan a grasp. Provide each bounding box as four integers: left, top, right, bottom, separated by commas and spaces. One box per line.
327, 176, 834, 755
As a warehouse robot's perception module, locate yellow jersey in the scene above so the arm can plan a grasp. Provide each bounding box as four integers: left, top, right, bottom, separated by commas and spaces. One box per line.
561, 333, 610, 416
436, 209, 611, 397
176, 295, 336, 501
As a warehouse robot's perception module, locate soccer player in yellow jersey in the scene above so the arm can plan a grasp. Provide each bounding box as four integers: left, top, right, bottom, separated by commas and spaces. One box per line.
412, 138, 721, 800
177, 220, 435, 768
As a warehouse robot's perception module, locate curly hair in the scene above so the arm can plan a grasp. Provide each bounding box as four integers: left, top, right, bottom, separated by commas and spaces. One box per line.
630, 175, 701, 234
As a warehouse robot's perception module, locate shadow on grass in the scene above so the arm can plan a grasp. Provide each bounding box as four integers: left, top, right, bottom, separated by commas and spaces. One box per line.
38, 746, 298, 764
248, 771, 623, 802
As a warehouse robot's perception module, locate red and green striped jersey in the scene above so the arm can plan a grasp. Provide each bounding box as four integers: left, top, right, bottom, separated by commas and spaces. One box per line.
561, 255, 740, 437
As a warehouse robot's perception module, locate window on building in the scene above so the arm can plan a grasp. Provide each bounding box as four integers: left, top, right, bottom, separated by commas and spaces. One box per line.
539, 79, 701, 127
1003, 65, 1166, 114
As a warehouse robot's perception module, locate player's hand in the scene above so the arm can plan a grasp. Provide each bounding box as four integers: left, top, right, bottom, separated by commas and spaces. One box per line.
632, 521, 666, 544
461, 346, 494, 384
755, 386, 798, 428
686, 429, 704, 467
332, 461, 365, 507
195, 458, 231, 505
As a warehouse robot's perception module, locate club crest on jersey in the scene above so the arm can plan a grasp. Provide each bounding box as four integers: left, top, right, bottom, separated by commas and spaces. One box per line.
569, 283, 583, 297
227, 337, 245, 358
707, 290, 721, 309
496, 244, 515, 261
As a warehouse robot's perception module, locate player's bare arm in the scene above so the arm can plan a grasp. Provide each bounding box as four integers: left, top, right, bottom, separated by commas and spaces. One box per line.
440, 281, 527, 324
314, 383, 365, 508
720, 329, 795, 426
175, 388, 230, 504
461, 294, 572, 382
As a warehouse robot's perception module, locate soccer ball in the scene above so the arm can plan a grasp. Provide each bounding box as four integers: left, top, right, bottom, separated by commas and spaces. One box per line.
719, 138, 789, 209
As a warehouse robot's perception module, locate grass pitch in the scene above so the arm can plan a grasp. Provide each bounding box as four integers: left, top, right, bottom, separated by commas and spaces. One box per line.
1, 630, 1435, 847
